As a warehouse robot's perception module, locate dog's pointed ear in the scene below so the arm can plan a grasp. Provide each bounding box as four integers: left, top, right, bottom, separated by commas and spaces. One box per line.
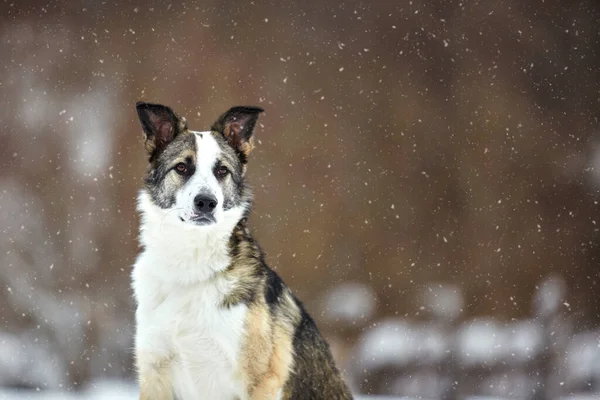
211, 106, 264, 158
136, 102, 187, 159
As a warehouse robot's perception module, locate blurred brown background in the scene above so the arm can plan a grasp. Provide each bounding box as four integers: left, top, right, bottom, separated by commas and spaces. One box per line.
1, 0, 600, 398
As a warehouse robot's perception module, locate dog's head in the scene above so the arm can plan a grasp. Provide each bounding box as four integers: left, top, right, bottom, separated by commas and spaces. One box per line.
135, 102, 263, 230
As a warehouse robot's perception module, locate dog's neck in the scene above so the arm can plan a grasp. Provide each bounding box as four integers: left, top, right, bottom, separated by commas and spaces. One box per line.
136, 191, 248, 286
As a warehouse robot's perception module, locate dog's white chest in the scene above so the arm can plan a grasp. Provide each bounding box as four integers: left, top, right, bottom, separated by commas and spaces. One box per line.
171, 292, 247, 400
133, 259, 248, 400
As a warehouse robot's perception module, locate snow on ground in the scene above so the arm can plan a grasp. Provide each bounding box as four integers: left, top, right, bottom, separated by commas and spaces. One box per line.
323, 282, 377, 324
565, 329, 600, 384
0, 388, 599, 400
0, 381, 409, 400
0, 381, 595, 400
356, 318, 419, 369
0, 381, 407, 400
0, 380, 136, 400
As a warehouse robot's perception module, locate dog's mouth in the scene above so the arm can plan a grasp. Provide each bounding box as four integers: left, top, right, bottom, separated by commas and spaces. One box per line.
187, 213, 216, 226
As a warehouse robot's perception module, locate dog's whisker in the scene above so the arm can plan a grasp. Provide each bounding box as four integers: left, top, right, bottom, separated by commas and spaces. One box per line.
159, 207, 184, 231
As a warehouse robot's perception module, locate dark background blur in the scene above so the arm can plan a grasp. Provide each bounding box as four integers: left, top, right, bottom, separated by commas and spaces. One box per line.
2, 0, 600, 398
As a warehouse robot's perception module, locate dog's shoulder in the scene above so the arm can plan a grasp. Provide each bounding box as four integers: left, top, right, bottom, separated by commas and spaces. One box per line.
220, 225, 296, 312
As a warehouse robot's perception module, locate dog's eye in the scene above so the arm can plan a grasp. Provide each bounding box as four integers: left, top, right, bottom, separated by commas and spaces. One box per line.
175, 163, 188, 175
216, 165, 229, 178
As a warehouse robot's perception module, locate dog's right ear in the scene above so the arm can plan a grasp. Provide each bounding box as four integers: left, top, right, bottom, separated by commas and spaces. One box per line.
136, 102, 186, 160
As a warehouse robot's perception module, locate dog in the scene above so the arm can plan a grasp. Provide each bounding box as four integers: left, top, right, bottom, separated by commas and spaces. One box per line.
131, 102, 353, 400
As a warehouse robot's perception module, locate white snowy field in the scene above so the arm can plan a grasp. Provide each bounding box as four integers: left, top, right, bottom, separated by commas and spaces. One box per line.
0, 380, 405, 400
0, 381, 598, 400
0, 381, 412, 400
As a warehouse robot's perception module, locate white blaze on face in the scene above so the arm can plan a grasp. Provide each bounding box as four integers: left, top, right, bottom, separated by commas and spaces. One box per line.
175, 131, 224, 222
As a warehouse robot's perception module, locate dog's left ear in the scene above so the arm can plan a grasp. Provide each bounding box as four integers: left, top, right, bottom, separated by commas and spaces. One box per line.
211, 106, 264, 158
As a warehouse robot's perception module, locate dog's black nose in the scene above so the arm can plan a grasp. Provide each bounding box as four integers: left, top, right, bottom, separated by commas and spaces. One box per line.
194, 194, 218, 214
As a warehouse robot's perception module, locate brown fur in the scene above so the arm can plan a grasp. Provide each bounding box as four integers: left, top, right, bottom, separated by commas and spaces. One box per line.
250, 325, 295, 399
241, 304, 275, 396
